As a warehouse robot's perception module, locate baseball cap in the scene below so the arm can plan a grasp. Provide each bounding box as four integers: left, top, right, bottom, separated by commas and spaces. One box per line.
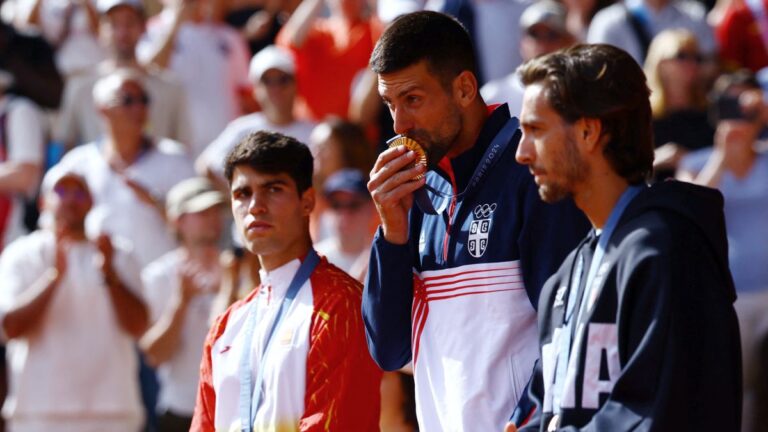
166, 177, 226, 220
519, 0, 567, 33
97, 0, 144, 15
41, 165, 89, 196
248, 45, 295, 83
323, 169, 369, 198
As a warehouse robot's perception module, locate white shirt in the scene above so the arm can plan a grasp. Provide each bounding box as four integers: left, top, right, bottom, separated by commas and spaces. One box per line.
198, 112, 316, 179
53, 139, 196, 268
138, 13, 251, 157
0, 96, 45, 247
0, 230, 144, 421
211, 258, 312, 430
142, 249, 216, 415
587, 0, 716, 65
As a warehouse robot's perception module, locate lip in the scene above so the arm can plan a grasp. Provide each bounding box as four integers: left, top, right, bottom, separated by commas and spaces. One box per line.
246, 220, 273, 234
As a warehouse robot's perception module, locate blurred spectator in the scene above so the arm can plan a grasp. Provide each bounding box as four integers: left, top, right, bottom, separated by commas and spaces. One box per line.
52, 70, 195, 269
376, 0, 533, 84
224, 0, 299, 55
481, 0, 575, 114
644, 29, 714, 178
0, 14, 63, 108
140, 177, 226, 432
6, 0, 105, 75
562, 0, 615, 40
0, 167, 148, 432
137, 0, 251, 157
587, 0, 716, 65
0, 74, 46, 249
677, 70, 768, 432
197, 45, 315, 188
307, 118, 375, 242
209, 245, 261, 318
308, 118, 374, 188
717, 0, 768, 72
276, 0, 381, 121
55, 0, 191, 149
315, 169, 374, 280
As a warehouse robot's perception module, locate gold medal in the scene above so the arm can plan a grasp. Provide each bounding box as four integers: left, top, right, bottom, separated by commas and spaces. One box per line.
388, 136, 427, 180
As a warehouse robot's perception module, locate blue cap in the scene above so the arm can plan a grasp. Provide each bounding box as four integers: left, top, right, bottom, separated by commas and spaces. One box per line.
323, 169, 369, 198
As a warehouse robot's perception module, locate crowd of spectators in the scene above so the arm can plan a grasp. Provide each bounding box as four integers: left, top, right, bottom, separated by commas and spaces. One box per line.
0, 0, 767, 429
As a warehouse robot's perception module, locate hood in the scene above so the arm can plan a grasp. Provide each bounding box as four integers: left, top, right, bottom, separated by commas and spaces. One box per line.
622, 180, 736, 301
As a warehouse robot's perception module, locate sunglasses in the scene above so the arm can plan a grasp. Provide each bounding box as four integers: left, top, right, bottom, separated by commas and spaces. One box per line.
260, 74, 294, 87
673, 51, 704, 64
329, 199, 367, 212
111, 93, 151, 108
525, 27, 565, 42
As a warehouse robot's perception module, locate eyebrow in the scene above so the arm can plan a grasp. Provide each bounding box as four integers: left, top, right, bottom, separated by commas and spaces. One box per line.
380, 83, 422, 103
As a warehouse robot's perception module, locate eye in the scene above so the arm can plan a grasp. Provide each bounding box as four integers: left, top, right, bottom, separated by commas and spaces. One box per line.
406, 95, 421, 106
232, 188, 250, 200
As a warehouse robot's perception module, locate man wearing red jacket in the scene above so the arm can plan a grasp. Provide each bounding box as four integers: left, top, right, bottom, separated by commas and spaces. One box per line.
191, 131, 381, 431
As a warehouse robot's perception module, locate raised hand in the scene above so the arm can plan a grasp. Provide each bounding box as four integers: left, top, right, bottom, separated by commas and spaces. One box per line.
368, 146, 427, 244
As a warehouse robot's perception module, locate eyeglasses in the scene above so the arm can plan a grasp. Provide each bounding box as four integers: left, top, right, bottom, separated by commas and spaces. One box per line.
111, 93, 151, 108
525, 26, 565, 42
53, 185, 89, 202
260, 74, 294, 87
673, 51, 704, 64
329, 199, 367, 212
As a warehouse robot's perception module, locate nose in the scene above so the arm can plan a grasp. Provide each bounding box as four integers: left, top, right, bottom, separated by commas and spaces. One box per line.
516, 131, 535, 166
247, 191, 268, 216
392, 106, 414, 136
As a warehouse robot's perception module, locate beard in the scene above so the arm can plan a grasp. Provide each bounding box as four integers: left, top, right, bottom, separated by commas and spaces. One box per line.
406, 106, 463, 167
537, 134, 589, 203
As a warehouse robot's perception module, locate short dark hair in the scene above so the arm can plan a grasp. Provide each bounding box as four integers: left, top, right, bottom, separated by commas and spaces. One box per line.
224, 131, 313, 193
517, 44, 653, 184
370, 11, 477, 87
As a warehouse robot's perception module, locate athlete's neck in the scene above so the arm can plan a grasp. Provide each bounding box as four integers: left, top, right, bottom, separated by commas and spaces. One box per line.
258, 235, 313, 272
573, 168, 630, 230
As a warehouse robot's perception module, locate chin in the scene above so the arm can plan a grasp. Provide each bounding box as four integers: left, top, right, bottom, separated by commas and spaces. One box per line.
538, 184, 571, 204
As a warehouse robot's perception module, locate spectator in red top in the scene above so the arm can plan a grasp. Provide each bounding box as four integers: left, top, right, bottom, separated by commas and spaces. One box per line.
276, 0, 381, 121
717, 0, 768, 72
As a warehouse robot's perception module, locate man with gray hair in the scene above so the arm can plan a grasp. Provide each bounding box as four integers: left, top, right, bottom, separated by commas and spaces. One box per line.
52, 70, 195, 269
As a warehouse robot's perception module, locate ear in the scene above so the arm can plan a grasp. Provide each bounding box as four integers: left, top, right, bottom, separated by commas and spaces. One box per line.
300, 187, 316, 216
575, 117, 604, 153
453, 70, 478, 108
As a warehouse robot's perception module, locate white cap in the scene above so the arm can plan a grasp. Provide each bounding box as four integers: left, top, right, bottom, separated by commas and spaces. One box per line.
41, 165, 89, 196
97, 0, 144, 15
248, 45, 295, 83
519, 0, 567, 33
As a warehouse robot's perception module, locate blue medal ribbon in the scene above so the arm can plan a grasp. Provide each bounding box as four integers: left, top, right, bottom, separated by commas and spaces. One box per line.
238, 249, 320, 432
551, 185, 644, 416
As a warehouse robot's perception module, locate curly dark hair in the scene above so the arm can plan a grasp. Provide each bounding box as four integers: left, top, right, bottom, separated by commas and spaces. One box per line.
224, 130, 313, 194
517, 44, 654, 184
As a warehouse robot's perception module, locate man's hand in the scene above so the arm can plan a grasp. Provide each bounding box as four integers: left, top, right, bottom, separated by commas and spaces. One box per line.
504, 422, 518, 432
96, 234, 118, 285
368, 146, 427, 245
54, 238, 69, 277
